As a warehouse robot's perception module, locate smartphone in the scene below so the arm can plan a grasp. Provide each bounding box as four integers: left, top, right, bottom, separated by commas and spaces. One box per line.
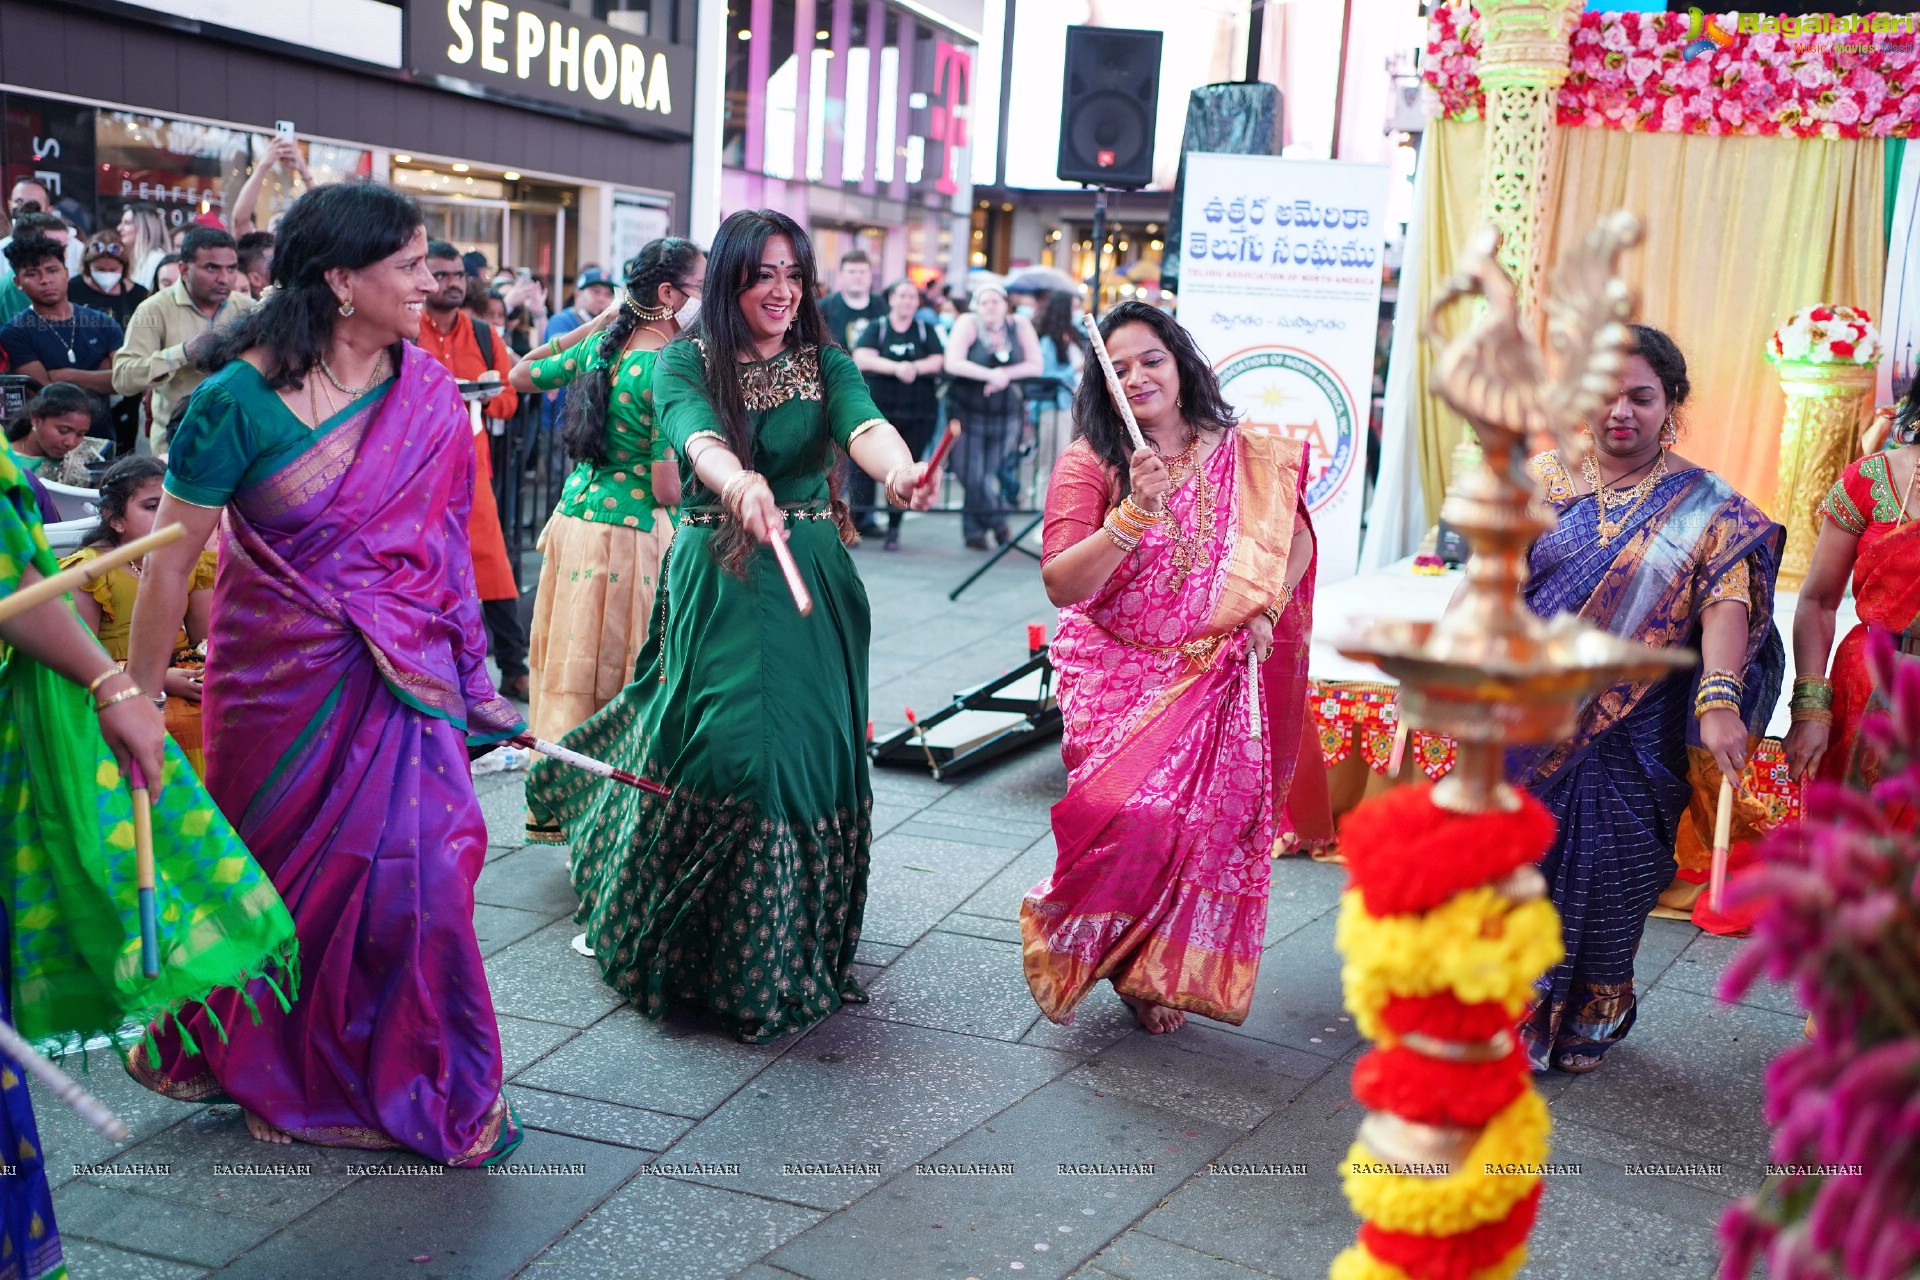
275, 119, 296, 142
515, 267, 532, 284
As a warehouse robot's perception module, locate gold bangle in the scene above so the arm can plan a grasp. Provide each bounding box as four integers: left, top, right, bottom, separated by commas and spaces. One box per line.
1789, 707, 1834, 725
86, 667, 123, 697
719, 470, 760, 515
1119, 496, 1164, 525
95, 684, 145, 712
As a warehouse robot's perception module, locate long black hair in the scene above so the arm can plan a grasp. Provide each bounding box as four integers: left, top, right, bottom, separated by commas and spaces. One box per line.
4, 383, 93, 442
675, 209, 847, 571
562, 236, 703, 467
1035, 291, 1080, 366
1628, 322, 1692, 409
1071, 300, 1238, 497
82, 455, 166, 549
1894, 377, 1919, 448
199, 181, 424, 390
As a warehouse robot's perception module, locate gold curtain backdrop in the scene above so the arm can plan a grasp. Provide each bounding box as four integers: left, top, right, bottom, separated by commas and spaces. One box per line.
1410, 118, 1887, 524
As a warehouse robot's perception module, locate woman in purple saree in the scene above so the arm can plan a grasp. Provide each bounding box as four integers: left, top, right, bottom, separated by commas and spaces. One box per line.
125, 185, 524, 1165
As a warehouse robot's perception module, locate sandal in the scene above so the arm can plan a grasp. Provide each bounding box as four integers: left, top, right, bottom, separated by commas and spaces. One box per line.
1554, 1051, 1604, 1075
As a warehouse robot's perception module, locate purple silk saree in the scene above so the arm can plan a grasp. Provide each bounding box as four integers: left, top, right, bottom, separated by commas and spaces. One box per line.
129, 347, 524, 1166
1022, 429, 1315, 1025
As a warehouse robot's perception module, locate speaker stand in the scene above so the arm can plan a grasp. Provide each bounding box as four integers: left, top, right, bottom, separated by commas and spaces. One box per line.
1087, 186, 1108, 316
947, 511, 1044, 602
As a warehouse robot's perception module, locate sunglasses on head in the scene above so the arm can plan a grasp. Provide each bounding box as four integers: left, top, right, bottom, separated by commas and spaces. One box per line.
87, 242, 124, 258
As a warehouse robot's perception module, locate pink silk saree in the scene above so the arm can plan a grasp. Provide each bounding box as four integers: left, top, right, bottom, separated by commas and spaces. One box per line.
1022, 428, 1314, 1024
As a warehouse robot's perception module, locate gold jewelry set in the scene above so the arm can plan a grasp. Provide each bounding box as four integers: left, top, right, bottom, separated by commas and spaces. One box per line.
625, 292, 674, 322
1263, 581, 1295, 628
1102, 495, 1162, 553
309, 350, 389, 427
1789, 674, 1834, 726
1582, 447, 1668, 546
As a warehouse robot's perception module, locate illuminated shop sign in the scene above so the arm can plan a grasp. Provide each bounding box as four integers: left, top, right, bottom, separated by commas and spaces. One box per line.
410, 1, 695, 138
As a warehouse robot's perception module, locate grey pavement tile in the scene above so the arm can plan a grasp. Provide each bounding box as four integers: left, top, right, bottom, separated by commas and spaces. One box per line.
475, 780, 534, 846
1085, 1231, 1282, 1280
955, 837, 1056, 922
861, 833, 1028, 949
1522, 1180, 1723, 1278
30, 1060, 203, 1185
70, 1107, 397, 1224
659, 1015, 1072, 1210
1262, 859, 1347, 946
482, 917, 627, 1028
869, 802, 924, 838
768, 1075, 1241, 1280
922, 746, 1066, 821
1658, 932, 1802, 1017
851, 930, 1042, 1042
1021, 986, 1140, 1057
506, 1085, 693, 1151
895, 818, 1046, 850
474, 903, 552, 959
1549, 984, 1800, 1169
218, 1130, 647, 1279
474, 842, 581, 919
1089, 1022, 1333, 1123
1635, 915, 1701, 987
55, 1180, 276, 1268
499, 1014, 581, 1079
1136, 1066, 1363, 1277
1213, 914, 1364, 1061
907, 807, 1054, 840
937, 911, 1027, 945
730, 1268, 810, 1280
526, 1176, 822, 1280
55, 1238, 210, 1280
853, 939, 905, 967
1547, 1117, 1763, 1225
514, 1004, 789, 1119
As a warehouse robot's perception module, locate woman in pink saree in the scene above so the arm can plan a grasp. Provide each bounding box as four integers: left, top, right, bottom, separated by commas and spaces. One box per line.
1022, 302, 1316, 1034
124, 184, 524, 1164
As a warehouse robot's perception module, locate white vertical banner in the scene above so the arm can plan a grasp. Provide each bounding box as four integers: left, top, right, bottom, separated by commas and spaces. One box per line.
1178, 154, 1389, 582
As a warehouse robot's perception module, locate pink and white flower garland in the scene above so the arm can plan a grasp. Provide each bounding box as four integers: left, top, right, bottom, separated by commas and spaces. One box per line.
1423, 6, 1920, 140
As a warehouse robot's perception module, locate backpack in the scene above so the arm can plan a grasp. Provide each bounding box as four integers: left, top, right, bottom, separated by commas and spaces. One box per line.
468, 314, 497, 370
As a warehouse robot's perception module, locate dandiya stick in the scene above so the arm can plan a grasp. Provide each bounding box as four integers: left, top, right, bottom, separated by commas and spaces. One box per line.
1082, 313, 1150, 454
0, 525, 184, 626
913, 423, 959, 493
128, 761, 160, 979
903, 707, 941, 776
1246, 647, 1263, 741
509, 734, 671, 797
1708, 775, 1735, 914
0, 1020, 127, 1142
1387, 720, 1411, 778
766, 524, 813, 617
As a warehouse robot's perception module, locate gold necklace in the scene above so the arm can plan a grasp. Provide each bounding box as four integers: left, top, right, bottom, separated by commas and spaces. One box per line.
1162, 427, 1218, 590
318, 350, 389, 397
1581, 449, 1668, 546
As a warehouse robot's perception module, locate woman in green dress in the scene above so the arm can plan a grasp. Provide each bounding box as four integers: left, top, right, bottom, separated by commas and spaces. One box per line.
526, 209, 938, 1042
508, 238, 704, 766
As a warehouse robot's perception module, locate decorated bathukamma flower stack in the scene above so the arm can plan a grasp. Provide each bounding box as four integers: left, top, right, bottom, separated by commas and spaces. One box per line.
1330, 785, 1566, 1280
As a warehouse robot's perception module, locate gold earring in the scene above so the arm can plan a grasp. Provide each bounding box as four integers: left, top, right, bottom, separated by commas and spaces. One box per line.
338, 297, 355, 318
1659, 414, 1677, 447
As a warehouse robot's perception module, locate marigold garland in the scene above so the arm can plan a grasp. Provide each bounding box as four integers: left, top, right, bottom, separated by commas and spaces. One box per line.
1351, 1044, 1529, 1129
1359, 1183, 1543, 1280
1337, 890, 1564, 1040
1338, 784, 1556, 917
1340, 1090, 1551, 1236
1380, 994, 1517, 1043
1329, 1241, 1527, 1280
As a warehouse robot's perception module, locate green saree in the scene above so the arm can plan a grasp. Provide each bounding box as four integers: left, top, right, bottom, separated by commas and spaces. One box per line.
0, 452, 296, 1054
527, 339, 885, 1042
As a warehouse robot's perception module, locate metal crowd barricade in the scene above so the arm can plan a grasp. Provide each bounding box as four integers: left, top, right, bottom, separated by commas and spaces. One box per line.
492, 394, 569, 581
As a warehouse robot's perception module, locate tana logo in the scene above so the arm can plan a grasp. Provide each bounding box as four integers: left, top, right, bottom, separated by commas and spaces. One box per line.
1683, 8, 1738, 60
1213, 347, 1357, 511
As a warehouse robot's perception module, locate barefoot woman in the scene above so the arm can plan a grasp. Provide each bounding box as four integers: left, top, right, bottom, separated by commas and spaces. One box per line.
125, 183, 525, 1161
1023, 301, 1316, 1035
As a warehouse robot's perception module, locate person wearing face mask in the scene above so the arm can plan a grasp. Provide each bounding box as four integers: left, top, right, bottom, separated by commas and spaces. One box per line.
506, 236, 702, 762
69, 233, 150, 328
1508, 323, 1783, 1075
524, 209, 940, 1041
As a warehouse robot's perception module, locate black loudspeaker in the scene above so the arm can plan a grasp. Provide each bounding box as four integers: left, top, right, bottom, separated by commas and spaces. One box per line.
1161, 82, 1283, 295
1056, 26, 1163, 189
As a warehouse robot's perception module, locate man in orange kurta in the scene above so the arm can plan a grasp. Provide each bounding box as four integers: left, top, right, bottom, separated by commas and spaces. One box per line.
416, 241, 529, 699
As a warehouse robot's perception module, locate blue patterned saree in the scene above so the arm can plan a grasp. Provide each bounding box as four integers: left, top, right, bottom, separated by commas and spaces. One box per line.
1509, 459, 1783, 1070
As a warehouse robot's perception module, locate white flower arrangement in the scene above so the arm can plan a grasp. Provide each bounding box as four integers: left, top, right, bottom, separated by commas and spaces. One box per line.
1768, 304, 1883, 365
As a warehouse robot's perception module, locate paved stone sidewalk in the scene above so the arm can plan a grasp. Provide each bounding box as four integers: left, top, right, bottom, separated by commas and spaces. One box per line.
33, 527, 1802, 1278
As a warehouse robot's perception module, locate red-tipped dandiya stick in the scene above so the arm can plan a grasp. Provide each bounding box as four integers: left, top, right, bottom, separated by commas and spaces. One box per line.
766, 524, 813, 617
128, 760, 160, 979
914, 423, 959, 492
1708, 775, 1735, 913
903, 707, 940, 774
510, 734, 671, 797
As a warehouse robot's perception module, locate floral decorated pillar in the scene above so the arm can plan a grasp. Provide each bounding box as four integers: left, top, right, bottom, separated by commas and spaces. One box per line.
1767, 305, 1883, 592
1471, 0, 1582, 314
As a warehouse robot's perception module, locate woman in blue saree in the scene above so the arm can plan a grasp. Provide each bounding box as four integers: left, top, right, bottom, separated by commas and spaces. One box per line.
124, 184, 526, 1163
1514, 325, 1782, 1073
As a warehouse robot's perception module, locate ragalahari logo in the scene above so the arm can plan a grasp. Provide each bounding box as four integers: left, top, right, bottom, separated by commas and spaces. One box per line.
1683, 8, 1738, 60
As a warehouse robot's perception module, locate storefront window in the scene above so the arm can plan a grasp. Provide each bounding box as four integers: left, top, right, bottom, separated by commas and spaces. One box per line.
94, 111, 369, 234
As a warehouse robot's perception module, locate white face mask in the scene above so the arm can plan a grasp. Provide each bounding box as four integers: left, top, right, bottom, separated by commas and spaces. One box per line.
674, 295, 701, 328
89, 268, 123, 291
1015, 304, 1034, 320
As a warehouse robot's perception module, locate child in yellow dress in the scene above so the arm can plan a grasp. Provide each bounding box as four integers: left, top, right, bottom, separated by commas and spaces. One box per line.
58, 456, 216, 772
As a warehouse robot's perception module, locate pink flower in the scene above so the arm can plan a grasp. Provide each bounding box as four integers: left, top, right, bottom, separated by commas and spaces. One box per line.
1601, 22, 1631, 53
1627, 55, 1659, 83
1797, 61, 1830, 90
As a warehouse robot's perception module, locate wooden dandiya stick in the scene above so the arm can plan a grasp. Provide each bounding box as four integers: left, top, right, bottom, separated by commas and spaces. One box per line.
0, 1020, 127, 1142
1246, 647, 1263, 741
766, 525, 813, 617
0, 524, 185, 626
1082, 313, 1150, 454
903, 707, 940, 775
509, 734, 672, 797
913, 423, 959, 493
1709, 775, 1735, 913
128, 760, 160, 979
